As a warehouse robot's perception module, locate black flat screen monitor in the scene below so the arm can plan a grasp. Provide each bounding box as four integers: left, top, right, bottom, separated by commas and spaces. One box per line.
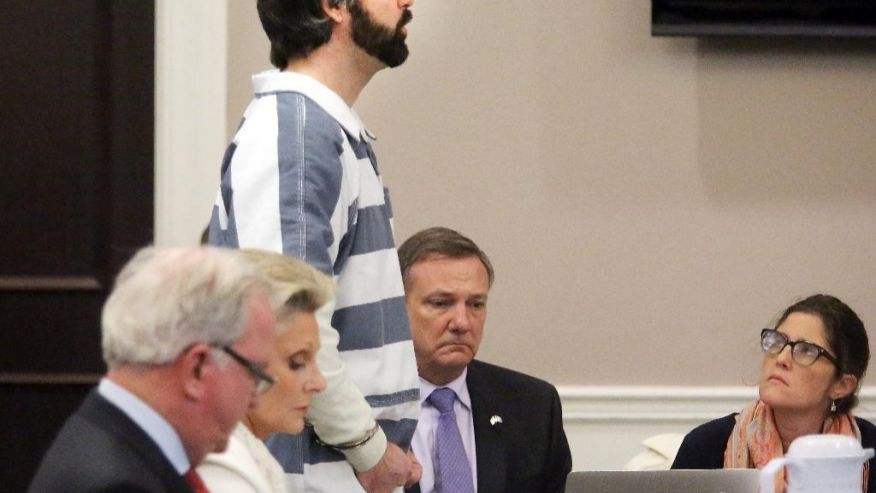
652, 1, 876, 38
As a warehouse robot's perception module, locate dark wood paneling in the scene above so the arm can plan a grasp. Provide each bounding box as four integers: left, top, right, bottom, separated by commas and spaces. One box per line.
1, 1, 107, 279
0, 1, 154, 490
0, 0, 154, 374
0, 290, 107, 373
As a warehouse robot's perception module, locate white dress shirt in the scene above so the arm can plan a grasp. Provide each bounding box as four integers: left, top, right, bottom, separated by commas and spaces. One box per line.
411, 369, 478, 493
98, 378, 190, 474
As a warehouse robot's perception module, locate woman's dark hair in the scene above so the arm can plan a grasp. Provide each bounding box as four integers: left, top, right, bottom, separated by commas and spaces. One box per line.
257, 0, 350, 68
775, 294, 869, 414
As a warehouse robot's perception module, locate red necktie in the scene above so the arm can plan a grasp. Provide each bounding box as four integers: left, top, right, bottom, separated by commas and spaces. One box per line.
184, 468, 210, 493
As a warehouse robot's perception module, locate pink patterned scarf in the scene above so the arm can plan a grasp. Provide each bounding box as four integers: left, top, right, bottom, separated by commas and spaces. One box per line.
723, 400, 868, 492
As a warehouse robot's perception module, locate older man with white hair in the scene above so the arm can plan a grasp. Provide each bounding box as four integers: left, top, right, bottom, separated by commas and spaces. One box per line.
29, 246, 276, 493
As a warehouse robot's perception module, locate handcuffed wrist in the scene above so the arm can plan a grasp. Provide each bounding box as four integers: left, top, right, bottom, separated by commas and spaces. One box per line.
342, 425, 388, 472
316, 422, 378, 450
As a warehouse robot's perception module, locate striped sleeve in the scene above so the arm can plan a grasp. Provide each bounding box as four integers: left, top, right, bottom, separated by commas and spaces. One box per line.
210, 92, 387, 471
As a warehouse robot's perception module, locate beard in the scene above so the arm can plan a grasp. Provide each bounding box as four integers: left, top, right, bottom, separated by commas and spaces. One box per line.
349, 1, 412, 68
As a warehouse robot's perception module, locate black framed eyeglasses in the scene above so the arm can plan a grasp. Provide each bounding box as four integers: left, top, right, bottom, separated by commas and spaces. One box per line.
760, 328, 840, 368
221, 346, 275, 394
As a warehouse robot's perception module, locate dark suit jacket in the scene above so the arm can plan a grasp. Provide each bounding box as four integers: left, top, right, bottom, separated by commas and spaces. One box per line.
408, 359, 572, 493
28, 388, 193, 493
672, 412, 876, 493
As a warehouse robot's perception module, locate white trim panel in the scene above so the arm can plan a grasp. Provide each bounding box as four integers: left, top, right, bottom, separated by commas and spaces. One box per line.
154, 0, 228, 247
558, 386, 876, 470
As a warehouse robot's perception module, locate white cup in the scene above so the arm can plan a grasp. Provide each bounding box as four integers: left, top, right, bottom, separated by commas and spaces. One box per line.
760, 435, 874, 493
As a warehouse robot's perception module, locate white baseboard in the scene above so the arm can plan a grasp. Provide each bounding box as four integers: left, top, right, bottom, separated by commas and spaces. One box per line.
557, 386, 876, 470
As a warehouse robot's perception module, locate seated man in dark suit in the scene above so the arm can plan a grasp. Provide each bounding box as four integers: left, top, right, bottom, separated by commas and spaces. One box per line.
28, 246, 276, 493
400, 227, 572, 493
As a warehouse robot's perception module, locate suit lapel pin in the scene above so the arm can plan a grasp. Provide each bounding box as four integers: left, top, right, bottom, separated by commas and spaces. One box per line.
489, 414, 503, 426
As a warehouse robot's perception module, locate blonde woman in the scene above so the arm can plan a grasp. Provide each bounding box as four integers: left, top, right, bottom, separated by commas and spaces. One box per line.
199, 250, 331, 493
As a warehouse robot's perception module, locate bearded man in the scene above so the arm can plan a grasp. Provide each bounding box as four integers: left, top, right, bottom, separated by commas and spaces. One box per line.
207, 1, 421, 492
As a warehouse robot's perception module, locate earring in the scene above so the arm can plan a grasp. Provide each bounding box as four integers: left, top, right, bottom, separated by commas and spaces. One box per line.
830, 400, 837, 413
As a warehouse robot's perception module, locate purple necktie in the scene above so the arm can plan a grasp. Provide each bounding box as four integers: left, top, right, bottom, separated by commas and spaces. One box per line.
428, 387, 475, 493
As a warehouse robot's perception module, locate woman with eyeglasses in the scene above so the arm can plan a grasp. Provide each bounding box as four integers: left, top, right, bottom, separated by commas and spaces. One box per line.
198, 250, 330, 493
672, 294, 876, 491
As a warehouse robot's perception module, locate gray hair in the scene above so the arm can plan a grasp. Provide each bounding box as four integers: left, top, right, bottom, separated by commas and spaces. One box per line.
101, 246, 269, 368
398, 227, 495, 288
236, 249, 334, 325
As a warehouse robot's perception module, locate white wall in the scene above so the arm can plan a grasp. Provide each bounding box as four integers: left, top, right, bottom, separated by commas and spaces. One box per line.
157, 0, 876, 471
222, 0, 876, 387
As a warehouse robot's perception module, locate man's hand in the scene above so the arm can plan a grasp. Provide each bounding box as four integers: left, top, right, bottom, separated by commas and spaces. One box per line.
355, 442, 420, 493
405, 449, 422, 488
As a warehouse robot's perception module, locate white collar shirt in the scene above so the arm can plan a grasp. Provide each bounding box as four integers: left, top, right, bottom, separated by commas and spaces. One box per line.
251, 69, 377, 144
411, 368, 478, 492
98, 378, 190, 474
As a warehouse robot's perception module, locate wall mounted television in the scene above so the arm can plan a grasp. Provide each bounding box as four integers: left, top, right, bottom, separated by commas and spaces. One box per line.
652, 1, 876, 37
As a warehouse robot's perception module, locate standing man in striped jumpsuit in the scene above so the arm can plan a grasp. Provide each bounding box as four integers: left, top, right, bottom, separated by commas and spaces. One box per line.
207, 1, 420, 491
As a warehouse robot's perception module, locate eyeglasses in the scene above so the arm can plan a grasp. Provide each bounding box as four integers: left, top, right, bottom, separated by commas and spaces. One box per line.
760, 329, 840, 368
221, 346, 275, 394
